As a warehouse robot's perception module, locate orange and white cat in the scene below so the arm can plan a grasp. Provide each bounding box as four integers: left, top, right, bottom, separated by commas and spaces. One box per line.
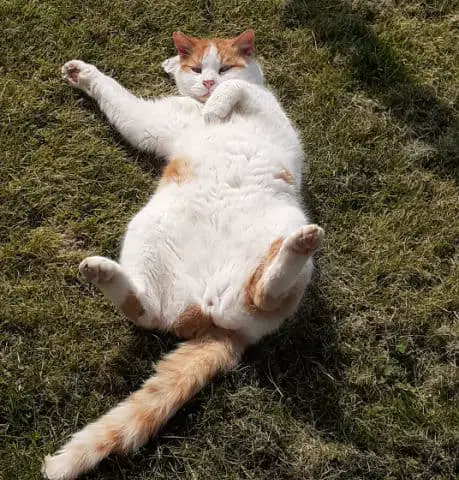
43, 30, 324, 480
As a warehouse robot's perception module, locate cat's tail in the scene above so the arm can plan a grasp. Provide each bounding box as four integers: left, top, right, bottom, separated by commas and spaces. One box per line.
42, 329, 245, 480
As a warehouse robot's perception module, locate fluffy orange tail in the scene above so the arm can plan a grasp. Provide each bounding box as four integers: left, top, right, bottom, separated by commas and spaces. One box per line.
43, 329, 245, 480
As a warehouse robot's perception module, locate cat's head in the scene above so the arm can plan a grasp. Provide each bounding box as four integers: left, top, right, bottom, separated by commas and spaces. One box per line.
162, 29, 263, 102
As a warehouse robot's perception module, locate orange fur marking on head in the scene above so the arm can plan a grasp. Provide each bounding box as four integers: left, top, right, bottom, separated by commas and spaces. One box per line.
214, 38, 248, 69
215, 30, 254, 67
120, 292, 145, 321
274, 168, 295, 185
160, 158, 193, 185
174, 32, 253, 71
174, 33, 211, 70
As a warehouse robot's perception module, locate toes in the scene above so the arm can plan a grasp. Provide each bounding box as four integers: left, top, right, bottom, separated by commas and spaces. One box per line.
62, 60, 83, 85
61, 60, 94, 88
63, 64, 79, 84
79, 256, 118, 283
287, 224, 325, 255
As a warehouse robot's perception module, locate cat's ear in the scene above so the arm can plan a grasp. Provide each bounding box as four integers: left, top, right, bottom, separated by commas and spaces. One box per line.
161, 55, 180, 75
232, 29, 255, 58
173, 31, 196, 57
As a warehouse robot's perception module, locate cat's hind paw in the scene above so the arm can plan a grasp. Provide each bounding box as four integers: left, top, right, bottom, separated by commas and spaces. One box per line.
79, 256, 120, 284
61, 60, 97, 90
285, 224, 325, 256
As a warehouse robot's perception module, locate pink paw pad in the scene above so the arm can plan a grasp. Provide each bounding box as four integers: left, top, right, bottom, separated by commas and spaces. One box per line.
65, 64, 80, 83
288, 225, 324, 255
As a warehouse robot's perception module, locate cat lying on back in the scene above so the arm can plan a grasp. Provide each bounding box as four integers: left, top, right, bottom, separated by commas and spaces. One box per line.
43, 29, 324, 480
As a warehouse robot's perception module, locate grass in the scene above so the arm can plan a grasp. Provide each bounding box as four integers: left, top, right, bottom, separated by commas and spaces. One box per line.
1, 0, 458, 478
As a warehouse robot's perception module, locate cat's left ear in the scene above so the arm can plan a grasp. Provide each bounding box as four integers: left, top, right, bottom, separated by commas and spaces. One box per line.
161, 55, 180, 75
232, 29, 255, 58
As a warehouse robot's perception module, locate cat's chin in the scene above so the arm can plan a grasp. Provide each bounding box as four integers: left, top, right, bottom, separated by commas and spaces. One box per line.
196, 93, 210, 103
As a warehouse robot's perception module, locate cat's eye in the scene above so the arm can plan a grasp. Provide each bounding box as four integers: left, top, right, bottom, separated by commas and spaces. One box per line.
191, 66, 202, 73
219, 65, 233, 74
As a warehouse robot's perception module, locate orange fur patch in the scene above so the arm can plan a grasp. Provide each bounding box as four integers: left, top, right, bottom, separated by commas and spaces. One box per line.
178, 37, 211, 69
131, 399, 154, 426
84, 327, 248, 466
160, 158, 193, 185
245, 238, 283, 313
95, 426, 123, 455
178, 36, 247, 71
144, 383, 157, 395
274, 168, 295, 185
174, 304, 215, 339
214, 38, 247, 68
244, 235, 305, 316
120, 292, 145, 321
267, 237, 284, 263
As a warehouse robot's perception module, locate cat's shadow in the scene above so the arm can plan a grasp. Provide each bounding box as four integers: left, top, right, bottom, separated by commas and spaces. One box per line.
280, 0, 458, 182
245, 274, 344, 434
83, 267, 343, 479
75, 100, 344, 480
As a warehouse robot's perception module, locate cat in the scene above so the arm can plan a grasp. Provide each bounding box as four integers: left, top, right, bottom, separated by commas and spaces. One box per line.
42, 29, 324, 480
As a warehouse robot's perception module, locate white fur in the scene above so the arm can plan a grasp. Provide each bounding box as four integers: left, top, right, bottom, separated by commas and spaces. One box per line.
43, 53, 323, 480
57, 53, 317, 344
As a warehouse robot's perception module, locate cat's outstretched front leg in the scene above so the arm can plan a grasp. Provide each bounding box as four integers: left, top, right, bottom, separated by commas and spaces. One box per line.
62, 60, 201, 157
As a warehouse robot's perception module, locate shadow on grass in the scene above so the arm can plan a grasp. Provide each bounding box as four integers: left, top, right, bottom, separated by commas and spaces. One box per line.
82, 282, 343, 479
70, 81, 346, 480
86, 329, 201, 479
58, 6, 459, 470
281, 0, 458, 182
247, 271, 346, 437
78, 95, 164, 178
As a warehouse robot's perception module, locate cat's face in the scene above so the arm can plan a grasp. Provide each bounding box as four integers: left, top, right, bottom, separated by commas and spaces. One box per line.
162, 29, 263, 102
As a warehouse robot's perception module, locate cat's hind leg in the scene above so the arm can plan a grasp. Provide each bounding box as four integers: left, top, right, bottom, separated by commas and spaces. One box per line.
79, 256, 160, 329
248, 225, 324, 311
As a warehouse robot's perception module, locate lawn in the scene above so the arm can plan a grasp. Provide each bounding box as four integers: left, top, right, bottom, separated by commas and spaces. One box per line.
1, 1, 458, 479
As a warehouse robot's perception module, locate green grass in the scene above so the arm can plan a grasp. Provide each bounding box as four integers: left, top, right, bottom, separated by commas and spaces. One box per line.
1, 1, 458, 478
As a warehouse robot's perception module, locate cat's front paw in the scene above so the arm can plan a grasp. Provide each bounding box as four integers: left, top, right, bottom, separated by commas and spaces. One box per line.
61, 60, 97, 91
202, 80, 243, 124
79, 256, 120, 283
203, 101, 231, 124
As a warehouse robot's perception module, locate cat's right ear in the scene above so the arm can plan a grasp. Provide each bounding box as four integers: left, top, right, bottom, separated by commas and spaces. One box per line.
173, 32, 195, 57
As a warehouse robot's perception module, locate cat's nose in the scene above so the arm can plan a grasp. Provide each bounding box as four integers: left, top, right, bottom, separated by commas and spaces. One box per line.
202, 80, 215, 90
